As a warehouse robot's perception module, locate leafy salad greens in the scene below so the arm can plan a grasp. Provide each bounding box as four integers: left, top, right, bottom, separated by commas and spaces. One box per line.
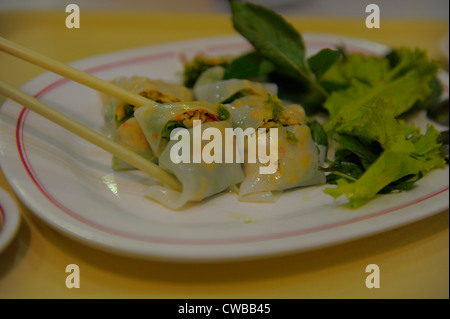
182, 1, 448, 208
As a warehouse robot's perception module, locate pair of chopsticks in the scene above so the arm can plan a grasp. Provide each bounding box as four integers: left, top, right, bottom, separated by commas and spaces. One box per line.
0, 36, 182, 191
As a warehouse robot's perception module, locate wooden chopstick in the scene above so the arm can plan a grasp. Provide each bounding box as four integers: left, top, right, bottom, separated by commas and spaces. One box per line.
0, 36, 155, 108
0, 36, 182, 191
0, 79, 182, 191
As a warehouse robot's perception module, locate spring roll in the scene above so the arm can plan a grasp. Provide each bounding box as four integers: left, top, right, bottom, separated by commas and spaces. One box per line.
101, 76, 193, 170
229, 94, 326, 202
134, 101, 245, 209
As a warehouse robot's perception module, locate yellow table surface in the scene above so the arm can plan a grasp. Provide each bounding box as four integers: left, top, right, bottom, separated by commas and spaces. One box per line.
0, 10, 448, 299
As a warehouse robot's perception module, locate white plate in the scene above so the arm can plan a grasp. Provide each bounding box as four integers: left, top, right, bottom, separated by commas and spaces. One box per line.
0, 34, 448, 262
0, 188, 21, 253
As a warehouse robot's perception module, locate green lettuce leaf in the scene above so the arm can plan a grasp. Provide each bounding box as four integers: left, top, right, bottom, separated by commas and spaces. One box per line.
323, 47, 440, 135
321, 52, 390, 88
324, 102, 446, 208
324, 133, 445, 208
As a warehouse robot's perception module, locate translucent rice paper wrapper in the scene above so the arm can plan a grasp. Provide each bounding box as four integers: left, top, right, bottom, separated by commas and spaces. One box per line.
134, 101, 223, 157
102, 75, 193, 104
103, 101, 156, 170
143, 121, 245, 210
101, 76, 192, 170
102, 76, 192, 135
227, 95, 325, 202
193, 78, 278, 103
238, 125, 326, 202
192, 66, 226, 89
229, 95, 307, 129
